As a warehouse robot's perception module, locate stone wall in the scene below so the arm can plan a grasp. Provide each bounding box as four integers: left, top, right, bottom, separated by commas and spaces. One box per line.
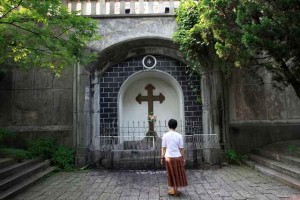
228, 69, 300, 154
0, 68, 74, 147
89, 17, 177, 52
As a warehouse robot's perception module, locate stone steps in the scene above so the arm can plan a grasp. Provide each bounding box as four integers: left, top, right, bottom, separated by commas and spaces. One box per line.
0, 158, 42, 179
0, 166, 55, 200
252, 149, 300, 167
0, 158, 55, 200
247, 143, 300, 190
245, 160, 300, 190
0, 158, 16, 169
249, 154, 300, 180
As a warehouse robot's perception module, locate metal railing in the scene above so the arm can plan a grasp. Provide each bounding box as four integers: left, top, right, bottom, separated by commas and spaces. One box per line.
92, 120, 219, 169
63, 0, 181, 16
99, 120, 202, 138
97, 134, 220, 150
94, 134, 219, 169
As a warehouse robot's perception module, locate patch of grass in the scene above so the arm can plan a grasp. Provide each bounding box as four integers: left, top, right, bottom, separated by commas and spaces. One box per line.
0, 128, 16, 148
287, 144, 297, 152
27, 138, 58, 159
1, 148, 32, 162
0, 137, 76, 171
27, 138, 75, 171
225, 149, 247, 165
52, 146, 75, 171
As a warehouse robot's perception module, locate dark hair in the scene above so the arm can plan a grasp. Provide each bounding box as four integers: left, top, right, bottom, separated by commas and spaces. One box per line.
168, 119, 177, 129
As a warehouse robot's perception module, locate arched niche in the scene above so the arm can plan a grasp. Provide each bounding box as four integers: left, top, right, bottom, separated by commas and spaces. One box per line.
118, 70, 185, 141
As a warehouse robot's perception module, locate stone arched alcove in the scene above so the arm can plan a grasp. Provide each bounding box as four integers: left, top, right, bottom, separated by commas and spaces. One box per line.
118, 70, 185, 141
76, 37, 203, 166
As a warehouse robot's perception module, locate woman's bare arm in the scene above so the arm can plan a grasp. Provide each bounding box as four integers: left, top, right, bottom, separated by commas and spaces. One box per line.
161, 147, 166, 158
161, 147, 166, 165
180, 148, 185, 164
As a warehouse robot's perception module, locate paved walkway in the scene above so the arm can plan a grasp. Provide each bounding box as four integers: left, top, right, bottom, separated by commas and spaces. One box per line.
12, 165, 300, 200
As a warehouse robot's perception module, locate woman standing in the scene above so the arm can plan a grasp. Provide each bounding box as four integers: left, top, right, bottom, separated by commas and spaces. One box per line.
161, 119, 188, 196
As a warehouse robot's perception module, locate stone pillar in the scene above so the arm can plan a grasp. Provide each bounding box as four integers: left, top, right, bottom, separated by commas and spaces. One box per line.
90, 70, 102, 163
74, 64, 92, 167
201, 65, 226, 164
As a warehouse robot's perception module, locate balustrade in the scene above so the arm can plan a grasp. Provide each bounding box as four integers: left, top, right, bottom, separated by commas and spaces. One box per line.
64, 0, 181, 16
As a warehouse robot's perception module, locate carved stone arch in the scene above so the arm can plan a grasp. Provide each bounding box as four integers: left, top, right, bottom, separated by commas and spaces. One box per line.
88, 37, 186, 73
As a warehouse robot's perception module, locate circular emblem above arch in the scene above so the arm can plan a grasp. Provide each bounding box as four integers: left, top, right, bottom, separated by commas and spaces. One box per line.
142, 55, 157, 69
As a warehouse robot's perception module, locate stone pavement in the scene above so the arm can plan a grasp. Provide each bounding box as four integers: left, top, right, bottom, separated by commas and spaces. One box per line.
11, 165, 300, 200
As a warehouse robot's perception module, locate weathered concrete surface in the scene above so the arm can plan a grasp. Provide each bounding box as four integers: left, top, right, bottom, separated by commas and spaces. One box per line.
34, 90, 53, 125
233, 84, 267, 120
34, 69, 54, 89
14, 69, 34, 89
201, 68, 225, 164
229, 125, 300, 155
74, 65, 93, 167
228, 68, 300, 154
265, 84, 287, 120
0, 68, 74, 147
6, 130, 74, 149
229, 68, 300, 122
86, 17, 184, 73
200, 47, 227, 165
286, 86, 300, 119
53, 90, 73, 125
11, 166, 300, 200
89, 17, 177, 52
0, 90, 13, 125
0, 71, 13, 89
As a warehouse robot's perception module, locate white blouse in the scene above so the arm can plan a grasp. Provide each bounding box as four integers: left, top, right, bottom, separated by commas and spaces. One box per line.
162, 130, 184, 158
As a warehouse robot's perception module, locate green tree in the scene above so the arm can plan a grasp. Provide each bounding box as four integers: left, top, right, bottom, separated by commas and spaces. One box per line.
174, 0, 300, 99
0, 0, 99, 74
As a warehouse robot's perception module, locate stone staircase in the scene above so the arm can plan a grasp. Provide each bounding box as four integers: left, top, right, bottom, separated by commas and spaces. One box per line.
246, 140, 300, 190
0, 157, 55, 200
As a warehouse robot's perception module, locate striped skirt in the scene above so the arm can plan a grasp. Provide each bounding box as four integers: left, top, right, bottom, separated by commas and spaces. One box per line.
165, 157, 188, 188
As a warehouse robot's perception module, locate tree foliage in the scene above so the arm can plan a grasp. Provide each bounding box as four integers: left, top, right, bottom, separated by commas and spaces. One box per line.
0, 0, 99, 74
174, 0, 300, 98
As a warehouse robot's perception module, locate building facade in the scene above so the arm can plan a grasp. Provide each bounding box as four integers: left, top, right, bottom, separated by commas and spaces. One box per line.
0, 0, 299, 168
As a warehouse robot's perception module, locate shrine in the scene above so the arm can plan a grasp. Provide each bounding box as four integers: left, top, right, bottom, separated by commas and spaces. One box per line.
135, 84, 165, 133
85, 54, 204, 168
1, 0, 298, 172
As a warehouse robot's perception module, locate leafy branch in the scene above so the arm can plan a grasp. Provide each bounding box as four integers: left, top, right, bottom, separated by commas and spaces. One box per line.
0, 0, 99, 74
0, 0, 23, 20
174, 0, 300, 99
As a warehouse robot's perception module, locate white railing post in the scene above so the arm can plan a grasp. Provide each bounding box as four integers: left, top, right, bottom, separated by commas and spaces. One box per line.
65, 0, 181, 15
152, 136, 155, 149
100, 0, 106, 15
109, 0, 114, 14
91, 0, 97, 15
120, 0, 125, 14
139, 0, 144, 14
130, 0, 135, 14
149, 0, 153, 13
71, 0, 78, 12
159, 0, 163, 13
81, 0, 87, 15
169, 0, 174, 14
